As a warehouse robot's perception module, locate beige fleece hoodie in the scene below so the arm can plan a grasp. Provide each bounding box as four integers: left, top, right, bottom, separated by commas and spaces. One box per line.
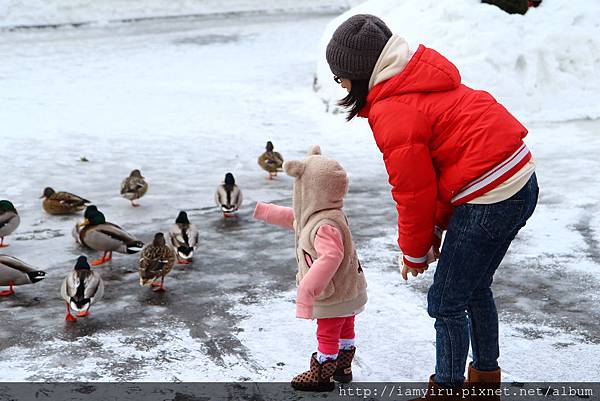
284, 146, 368, 319
369, 34, 413, 91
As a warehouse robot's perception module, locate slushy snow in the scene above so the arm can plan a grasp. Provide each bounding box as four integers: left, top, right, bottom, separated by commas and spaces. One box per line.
315, 0, 600, 122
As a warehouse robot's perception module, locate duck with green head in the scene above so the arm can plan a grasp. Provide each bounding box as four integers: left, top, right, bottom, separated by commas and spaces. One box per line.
0, 200, 20, 248
73, 206, 144, 266
168, 211, 199, 265
61, 256, 104, 321
215, 173, 243, 218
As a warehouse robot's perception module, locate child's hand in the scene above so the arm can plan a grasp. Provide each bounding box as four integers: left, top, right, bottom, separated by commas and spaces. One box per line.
296, 303, 313, 319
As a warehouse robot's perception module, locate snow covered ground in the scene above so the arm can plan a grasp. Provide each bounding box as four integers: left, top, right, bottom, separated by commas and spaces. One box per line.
0, 5, 599, 385
0, 0, 361, 29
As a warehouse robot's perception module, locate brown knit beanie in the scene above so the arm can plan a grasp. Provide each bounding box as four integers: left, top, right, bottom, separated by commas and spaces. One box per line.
326, 14, 393, 81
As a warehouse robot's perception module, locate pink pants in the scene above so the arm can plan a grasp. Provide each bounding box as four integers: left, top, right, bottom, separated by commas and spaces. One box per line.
316, 316, 355, 355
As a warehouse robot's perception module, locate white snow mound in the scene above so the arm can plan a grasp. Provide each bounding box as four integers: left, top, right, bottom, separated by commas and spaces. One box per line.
315, 0, 600, 122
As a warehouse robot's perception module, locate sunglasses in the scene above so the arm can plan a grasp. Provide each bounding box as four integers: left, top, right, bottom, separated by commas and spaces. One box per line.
333, 75, 343, 84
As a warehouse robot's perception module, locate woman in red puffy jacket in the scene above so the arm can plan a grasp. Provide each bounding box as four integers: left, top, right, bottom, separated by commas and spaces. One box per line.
326, 15, 539, 394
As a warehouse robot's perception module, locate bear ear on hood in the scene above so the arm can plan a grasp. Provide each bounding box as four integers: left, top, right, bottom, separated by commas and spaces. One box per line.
283, 160, 305, 178
307, 145, 321, 156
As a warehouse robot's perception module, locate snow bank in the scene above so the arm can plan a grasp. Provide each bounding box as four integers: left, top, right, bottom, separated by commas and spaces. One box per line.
0, 0, 359, 29
315, 0, 600, 122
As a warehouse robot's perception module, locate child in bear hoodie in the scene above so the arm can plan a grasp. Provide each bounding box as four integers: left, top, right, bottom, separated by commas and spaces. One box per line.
254, 145, 367, 392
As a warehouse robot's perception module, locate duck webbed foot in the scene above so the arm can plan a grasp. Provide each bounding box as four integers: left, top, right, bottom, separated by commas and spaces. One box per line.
0, 284, 15, 296
176, 256, 192, 265
65, 303, 77, 322
91, 251, 112, 266
151, 277, 166, 292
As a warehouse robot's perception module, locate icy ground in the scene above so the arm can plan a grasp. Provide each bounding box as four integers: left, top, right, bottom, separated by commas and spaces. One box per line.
0, 12, 599, 382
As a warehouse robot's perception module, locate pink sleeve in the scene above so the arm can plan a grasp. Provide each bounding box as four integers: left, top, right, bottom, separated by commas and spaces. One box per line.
253, 202, 294, 229
296, 224, 344, 319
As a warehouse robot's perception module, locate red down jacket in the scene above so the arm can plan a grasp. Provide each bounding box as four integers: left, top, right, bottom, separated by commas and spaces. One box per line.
358, 45, 531, 268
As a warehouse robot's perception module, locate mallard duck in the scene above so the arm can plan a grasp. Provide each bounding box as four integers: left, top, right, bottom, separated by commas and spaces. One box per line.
0, 200, 20, 248
0, 255, 46, 296
215, 173, 243, 218
74, 206, 144, 266
139, 233, 175, 292
72, 205, 99, 246
61, 256, 104, 321
168, 211, 199, 265
258, 141, 284, 179
73, 205, 99, 244
41, 187, 90, 215
120, 169, 148, 207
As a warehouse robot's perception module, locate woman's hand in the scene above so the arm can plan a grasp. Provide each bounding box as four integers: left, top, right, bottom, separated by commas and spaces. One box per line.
401, 263, 428, 281
399, 246, 438, 281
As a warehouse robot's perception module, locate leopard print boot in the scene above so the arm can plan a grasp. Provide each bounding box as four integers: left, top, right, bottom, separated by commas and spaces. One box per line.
333, 347, 355, 383
291, 353, 336, 392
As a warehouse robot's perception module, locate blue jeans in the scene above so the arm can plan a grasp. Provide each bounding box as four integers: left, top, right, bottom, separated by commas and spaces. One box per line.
427, 173, 539, 388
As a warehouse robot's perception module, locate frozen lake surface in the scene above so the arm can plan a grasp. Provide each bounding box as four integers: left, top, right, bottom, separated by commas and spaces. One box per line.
0, 12, 599, 382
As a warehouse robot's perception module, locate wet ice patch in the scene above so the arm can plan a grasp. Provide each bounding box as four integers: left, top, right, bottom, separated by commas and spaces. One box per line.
173, 34, 244, 46
15, 229, 65, 241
